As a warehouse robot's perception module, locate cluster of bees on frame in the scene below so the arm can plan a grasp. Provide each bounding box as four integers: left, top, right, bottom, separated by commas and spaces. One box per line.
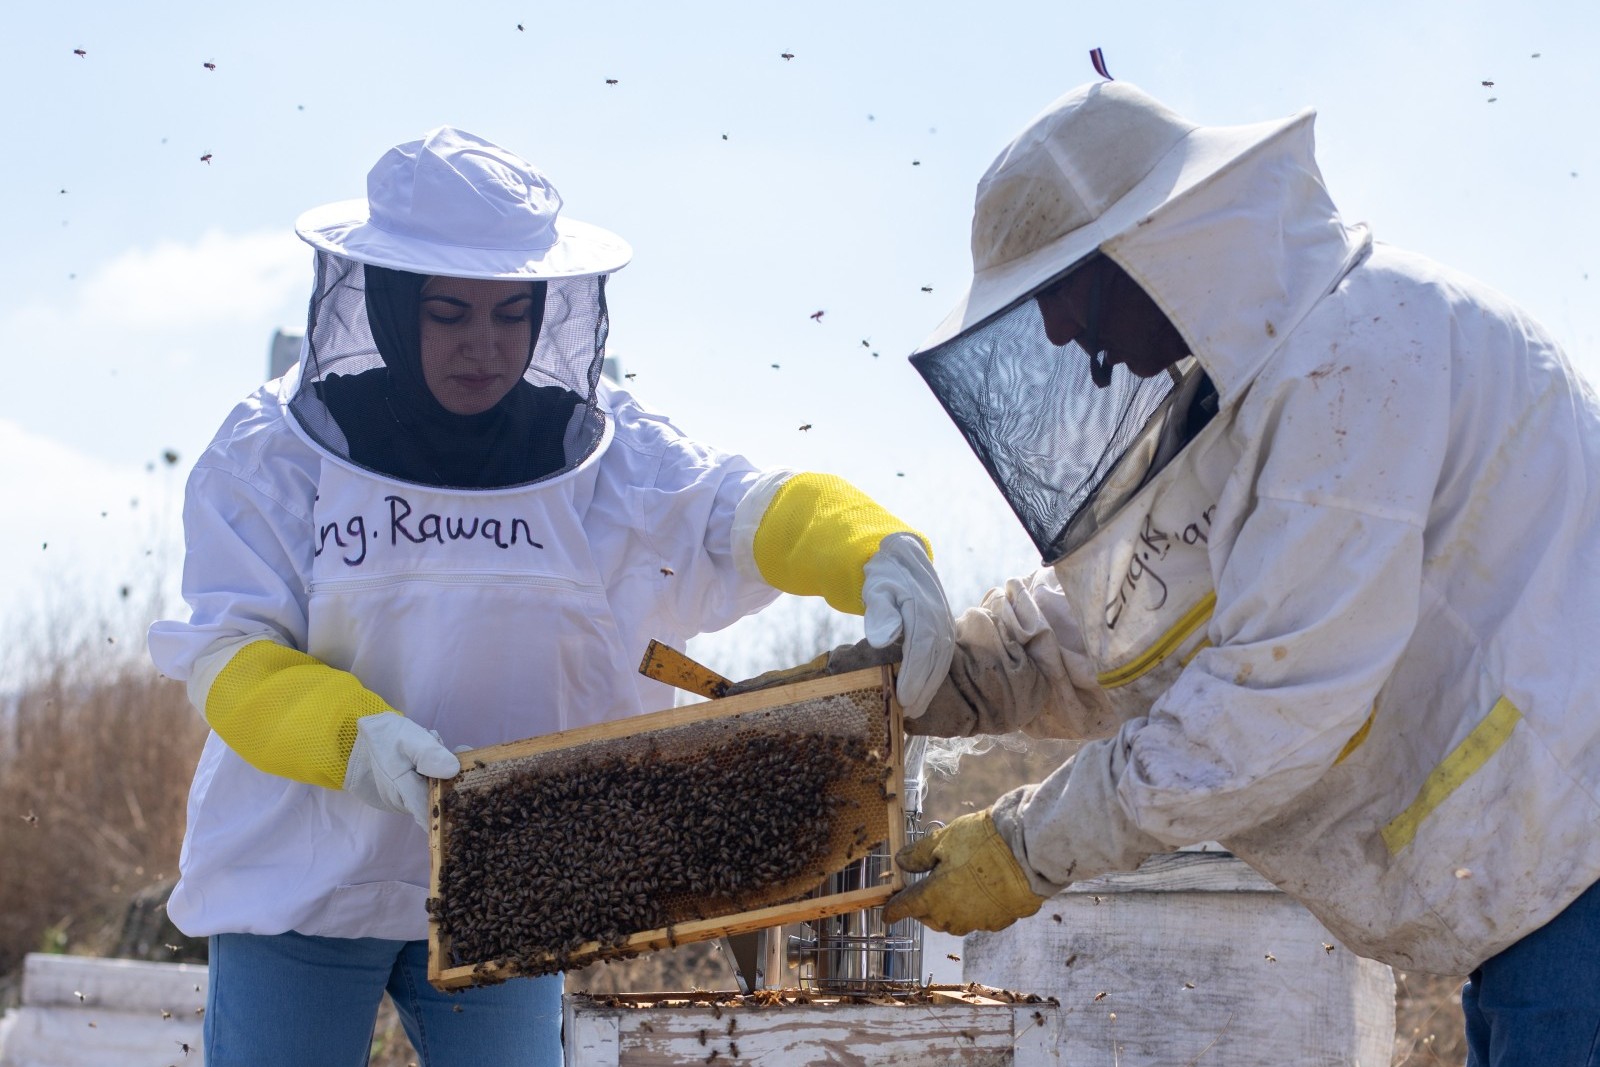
430, 724, 891, 979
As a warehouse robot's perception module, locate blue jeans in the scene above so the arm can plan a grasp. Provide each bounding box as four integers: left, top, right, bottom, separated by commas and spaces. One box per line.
1463, 877, 1600, 1066
206, 932, 562, 1066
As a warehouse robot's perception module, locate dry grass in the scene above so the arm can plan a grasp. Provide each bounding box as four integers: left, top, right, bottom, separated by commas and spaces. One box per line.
0, 613, 206, 978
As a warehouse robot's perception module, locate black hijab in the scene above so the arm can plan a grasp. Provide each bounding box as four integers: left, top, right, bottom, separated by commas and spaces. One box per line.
316, 265, 579, 488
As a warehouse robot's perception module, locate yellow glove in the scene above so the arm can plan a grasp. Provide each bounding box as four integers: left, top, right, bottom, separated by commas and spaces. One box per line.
882, 810, 1046, 935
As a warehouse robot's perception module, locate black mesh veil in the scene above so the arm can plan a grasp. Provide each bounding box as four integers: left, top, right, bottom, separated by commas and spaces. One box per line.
288, 251, 609, 489
911, 279, 1195, 564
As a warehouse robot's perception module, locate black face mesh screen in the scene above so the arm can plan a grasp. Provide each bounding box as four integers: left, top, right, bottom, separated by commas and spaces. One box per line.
287, 252, 609, 489
911, 290, 1176, 564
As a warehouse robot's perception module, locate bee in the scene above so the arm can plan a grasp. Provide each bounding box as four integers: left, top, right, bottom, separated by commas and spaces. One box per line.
798, 424, 812, 431
1183, 981, 1195, 989
809, 310, 824, 322
1264, 953, 1277, 963
176, 1041, 193, 1056
1051, 914, 1062, 923
624, 371, 637, 379
920, 286, 933, 292
1481, 80, 1494, 86
20, 810, 37, 826
1064, 953, 1078, 967
200, 153, 213, 164
164, 943, 181, 953
161, 1009, 172, 1019
770, 363, 780, 369
721, 134, 728, 140
660, 566, 674, 576
605, 78, 619, 86
1093, 991, 1108, 1002
780, 52, 794, 60
517, 22, 524, 30
203, 61, 216, 70
452, 1003, 464, 1013
73, 991, 87, 1002
912, 160, 921, 166
946, 953, 960, 962
73, 48, 87, 57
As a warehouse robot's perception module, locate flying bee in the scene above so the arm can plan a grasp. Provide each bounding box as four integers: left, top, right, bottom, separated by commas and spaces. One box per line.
660, 566, 674, 576
73, 48, 86, 56
780, 52, 794, 60
200, 153, 213, 164
798, 424, 812, 431
605, 78, 619, 85
920, 286, 933, 292
203, 61, 216, 70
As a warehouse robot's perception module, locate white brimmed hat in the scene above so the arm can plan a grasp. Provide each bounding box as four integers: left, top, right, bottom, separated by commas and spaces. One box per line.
295, 126, 632, 280
914, 82, 1307, 354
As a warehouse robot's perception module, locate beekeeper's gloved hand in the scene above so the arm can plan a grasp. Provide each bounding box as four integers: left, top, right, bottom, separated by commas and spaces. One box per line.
343, 712, 461, 828
863, 532, 955, 719
882, 809, 1046, 935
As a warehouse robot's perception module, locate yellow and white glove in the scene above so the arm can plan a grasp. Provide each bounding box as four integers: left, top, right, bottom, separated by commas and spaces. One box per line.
746, 472, 954, 717
200, 639, 457, 827
882, 809, 1046, 935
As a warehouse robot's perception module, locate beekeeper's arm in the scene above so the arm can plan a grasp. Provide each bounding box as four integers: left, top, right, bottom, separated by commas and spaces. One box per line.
891, 336, 1446, 931
148, 460, 455, 827
907, 566, 1120, 741
732, 470, 953, 717
1007, 350, 1443, 891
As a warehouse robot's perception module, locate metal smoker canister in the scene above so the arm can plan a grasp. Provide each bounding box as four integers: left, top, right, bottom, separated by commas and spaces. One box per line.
790, 736, 930, 994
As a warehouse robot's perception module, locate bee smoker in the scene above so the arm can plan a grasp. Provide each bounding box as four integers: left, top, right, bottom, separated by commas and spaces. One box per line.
787, 735, 930, 994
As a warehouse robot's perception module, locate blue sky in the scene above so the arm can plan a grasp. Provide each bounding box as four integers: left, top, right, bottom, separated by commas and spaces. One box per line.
3, 1, 1596, 664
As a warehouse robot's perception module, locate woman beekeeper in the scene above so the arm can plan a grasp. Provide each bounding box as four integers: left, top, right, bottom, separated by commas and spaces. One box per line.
148, 126, 953, 1066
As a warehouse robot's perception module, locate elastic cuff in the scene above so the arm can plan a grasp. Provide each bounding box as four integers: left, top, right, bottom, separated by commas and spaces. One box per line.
730, 467, 797, 587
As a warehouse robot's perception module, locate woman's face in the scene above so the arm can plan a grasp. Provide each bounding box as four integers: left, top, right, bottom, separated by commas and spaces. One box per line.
419, 277, 541, 414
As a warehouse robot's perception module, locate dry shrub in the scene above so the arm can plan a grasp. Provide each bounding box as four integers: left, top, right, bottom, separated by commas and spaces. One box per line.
0, 614, 207, 976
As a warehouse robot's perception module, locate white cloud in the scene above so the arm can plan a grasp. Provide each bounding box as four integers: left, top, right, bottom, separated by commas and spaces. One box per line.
78, 229, 309, 333
1, 228, 312, 476
0, 418, 185, 633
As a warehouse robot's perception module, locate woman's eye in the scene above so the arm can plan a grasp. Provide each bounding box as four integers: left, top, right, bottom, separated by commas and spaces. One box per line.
494, 311, 532, 325
425, 310, 465, 325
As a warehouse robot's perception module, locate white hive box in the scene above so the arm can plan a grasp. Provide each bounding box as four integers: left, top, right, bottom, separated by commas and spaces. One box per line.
0, 954, 208, 1067
563, 986, 1062, 1066
963, 850, 1394, 1066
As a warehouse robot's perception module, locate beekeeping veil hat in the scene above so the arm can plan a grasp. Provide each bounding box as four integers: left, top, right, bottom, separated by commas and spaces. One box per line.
909, 82, 1300, 562
288, 127, 632, 488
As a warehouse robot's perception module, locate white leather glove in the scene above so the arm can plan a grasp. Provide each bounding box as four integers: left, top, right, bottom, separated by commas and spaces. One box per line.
862, 532, 955, 720
343, 712, 461, 828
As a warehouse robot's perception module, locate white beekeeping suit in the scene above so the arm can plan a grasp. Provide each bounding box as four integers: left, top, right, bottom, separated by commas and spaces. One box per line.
900, 81, 1600, 976
148, 127, 950, 943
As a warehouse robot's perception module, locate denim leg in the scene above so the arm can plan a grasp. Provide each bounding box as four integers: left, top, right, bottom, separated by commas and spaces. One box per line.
385, 940, 564, 1066
206, 931, 402, 1067
1462, 877, 1600, 1067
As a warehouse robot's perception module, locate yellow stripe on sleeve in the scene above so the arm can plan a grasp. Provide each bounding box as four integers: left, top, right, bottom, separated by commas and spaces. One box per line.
1381, 696, 1522, 855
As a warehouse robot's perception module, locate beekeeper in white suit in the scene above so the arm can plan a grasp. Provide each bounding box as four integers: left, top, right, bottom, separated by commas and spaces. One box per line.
883, 80, 1600, 1064
148, 126, 953, 1066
